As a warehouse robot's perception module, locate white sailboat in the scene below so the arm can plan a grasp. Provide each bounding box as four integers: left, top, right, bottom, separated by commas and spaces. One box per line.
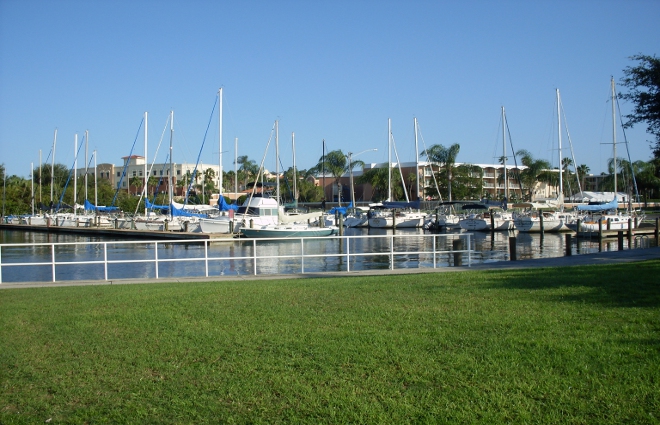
567, 78, 643, 232
514, 91, 570, 232
368, 118, 426, 229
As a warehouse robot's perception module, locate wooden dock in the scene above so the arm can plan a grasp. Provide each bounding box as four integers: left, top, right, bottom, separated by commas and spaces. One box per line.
0, 223, 235, 241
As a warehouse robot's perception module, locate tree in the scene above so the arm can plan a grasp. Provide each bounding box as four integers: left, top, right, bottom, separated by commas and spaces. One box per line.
619, 54, 660, 159
357, 167, 404, 202
310, 150, 365, 203
129, 176, 143, 196
423, 143, 460, 201
515, 150, 552, 201
576, 164, 590, 192
237, 155, 259, 188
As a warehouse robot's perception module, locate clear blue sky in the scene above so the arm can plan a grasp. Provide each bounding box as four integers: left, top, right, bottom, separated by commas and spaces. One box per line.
1, 0, 658, 181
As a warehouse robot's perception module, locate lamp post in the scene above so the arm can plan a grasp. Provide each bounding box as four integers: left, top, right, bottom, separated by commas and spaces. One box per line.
348, 149, 377, 209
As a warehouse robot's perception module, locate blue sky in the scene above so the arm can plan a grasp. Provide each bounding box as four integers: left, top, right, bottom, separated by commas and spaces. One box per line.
1, 0, 659, 181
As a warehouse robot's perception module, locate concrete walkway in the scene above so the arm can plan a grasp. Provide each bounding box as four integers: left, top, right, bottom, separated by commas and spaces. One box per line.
2, 246, 659, 289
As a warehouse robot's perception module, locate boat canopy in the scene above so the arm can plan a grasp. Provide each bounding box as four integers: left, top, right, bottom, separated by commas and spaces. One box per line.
382, 200, 421, 209
84, 199, 119, 213
576, 198, 618, 212
218, 195, 239, 211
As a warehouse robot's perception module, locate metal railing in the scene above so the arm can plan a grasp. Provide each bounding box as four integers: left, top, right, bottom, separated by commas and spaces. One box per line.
0, 233, 474, 284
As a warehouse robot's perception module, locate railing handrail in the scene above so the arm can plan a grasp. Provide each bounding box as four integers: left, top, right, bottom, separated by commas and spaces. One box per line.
0, 233, 474, 284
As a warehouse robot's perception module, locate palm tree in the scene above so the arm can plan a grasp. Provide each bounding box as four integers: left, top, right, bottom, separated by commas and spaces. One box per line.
129, 176, 143, 196
576, 164, 590, 192
515, 150, 552, 201
423, 143, 460, 201
310, 150, 365, 204
237, 155, 259, 188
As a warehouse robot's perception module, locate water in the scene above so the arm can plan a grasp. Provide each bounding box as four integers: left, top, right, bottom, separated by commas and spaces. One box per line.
0, 227, 636, 283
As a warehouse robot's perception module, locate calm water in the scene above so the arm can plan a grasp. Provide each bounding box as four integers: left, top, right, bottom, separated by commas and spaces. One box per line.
0, 227, 629, 283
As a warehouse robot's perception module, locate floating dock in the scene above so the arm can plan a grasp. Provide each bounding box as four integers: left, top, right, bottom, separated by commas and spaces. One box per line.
0, 223, 235, 241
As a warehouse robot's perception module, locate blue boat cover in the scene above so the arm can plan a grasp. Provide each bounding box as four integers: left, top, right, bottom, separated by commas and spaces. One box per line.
218, 195, 239, 211
576, 198, 618, 212
84, 199, 119, 213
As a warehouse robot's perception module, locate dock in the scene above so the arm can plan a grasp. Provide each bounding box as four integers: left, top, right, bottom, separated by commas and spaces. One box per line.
0, 223, 235, 241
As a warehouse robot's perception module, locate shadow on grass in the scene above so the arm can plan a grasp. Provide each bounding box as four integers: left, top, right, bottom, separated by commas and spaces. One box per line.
481, 260, 660, 309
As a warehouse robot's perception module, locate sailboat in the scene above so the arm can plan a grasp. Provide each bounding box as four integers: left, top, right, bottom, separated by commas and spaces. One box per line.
568, 78, 643, 232
240, 121, 337, 238
459, 107, 514, 231
368, 118, 426, 229
514, 91, 571, 232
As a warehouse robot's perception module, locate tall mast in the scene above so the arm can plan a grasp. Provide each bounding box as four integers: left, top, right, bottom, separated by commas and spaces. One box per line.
611, 77, 617, 196
502, 107, 508, 201
31, 162, 34, 216
94, 150, 98, 207
322, 139, 326, 202
557, 89, 563, 202
144, 111, 148, 216
414, 117, 420, 203
51, 128, 57, 204
292, 132, 297, 206
218, 87, 223, 194
168, 110, 174, 218
275, 120, 280, 203
234, 137, 238, 198
73, 133, 77, 215
38, 149, 42, 204
387, 118, 392, 201
84, 130, 89, 203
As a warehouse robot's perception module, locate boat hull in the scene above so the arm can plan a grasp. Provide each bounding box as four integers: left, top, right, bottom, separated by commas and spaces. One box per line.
241, 226, 337, 238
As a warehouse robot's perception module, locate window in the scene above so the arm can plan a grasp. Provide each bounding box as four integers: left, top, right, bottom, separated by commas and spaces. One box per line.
177, 170, 181, 175
117, 172, 121, 177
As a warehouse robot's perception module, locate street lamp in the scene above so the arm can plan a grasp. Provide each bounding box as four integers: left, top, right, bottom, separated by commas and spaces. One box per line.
348, 149, 377, 209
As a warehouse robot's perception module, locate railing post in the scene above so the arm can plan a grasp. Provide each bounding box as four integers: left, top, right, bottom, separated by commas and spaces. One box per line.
390, 234, 394, 270
656, 217, 660, 247
104, 242, 108, 281
301, 239, 305, 273
154, 242, 159, 279
433, 235, 437, 268
0, 245, 3, 284
345, 236, 350, 272
253, 239, 257, 275
51, 243, 56, 282
204, 241, 209, 277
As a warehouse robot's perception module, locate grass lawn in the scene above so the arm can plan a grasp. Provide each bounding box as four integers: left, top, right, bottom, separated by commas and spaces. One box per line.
1, 261, 659, 424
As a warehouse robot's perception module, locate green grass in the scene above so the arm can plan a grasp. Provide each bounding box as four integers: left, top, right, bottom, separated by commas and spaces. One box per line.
1, 262, 660, 424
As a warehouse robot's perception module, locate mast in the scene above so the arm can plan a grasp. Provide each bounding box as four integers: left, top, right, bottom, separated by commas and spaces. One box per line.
31, 162, 34, 216
144, 111, 148, 216
414, 118, 420, 203
51, 129, 57, 204
611, 77, 617, 197
557, 89, 563, 202
292, 132, 297, 207
73, 133, 77, 216
218, 87, 223, 195
234, 137, 238, 199
274, 120, 280, 203
94, 150, 98, 208
38, 149, 42, 205
387, 118, 392, 201
502, 107, 508, 202
322, 139, 326, 202
168, 110, 174, 219
84, 130, 88, 203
